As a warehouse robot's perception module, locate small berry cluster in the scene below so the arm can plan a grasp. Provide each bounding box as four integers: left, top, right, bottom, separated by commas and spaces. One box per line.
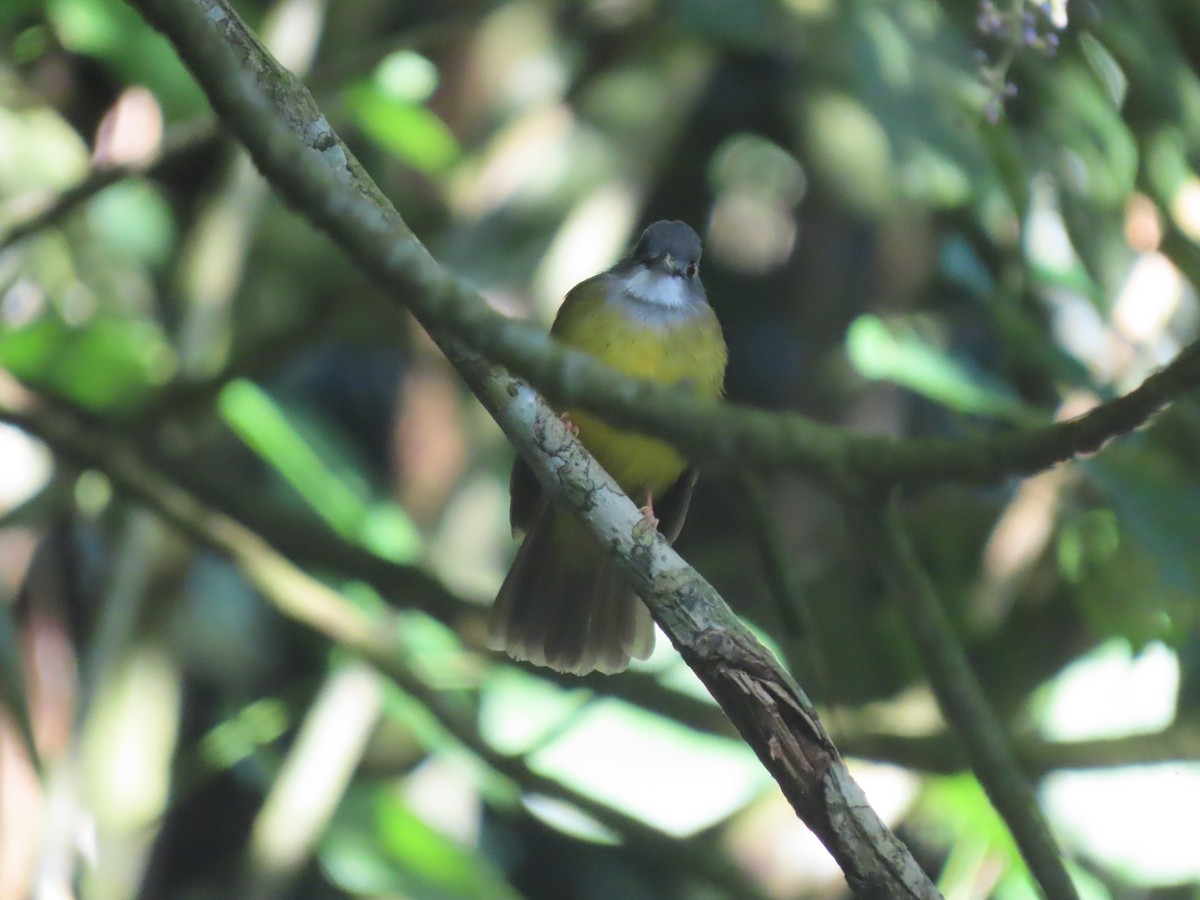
975, 0, 1065, 122
977, 0, 1062, 53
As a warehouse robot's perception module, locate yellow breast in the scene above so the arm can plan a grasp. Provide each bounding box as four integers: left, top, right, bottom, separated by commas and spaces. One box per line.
551, 286, 727, 496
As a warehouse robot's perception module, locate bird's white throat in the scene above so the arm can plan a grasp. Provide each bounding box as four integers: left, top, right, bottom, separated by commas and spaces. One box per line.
620, 268, 690, 310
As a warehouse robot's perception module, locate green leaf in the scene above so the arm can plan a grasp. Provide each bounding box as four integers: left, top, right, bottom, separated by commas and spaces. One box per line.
201, 698, 290, 770
1064, 449, 1200, 647
375, 793, 520, 900
321, 829, 400, 896
88, 179, 177, 268
217, 379, 421, 560
321, 786, 519, 900
219, 379, 366, 534
846, 314, 1031, 421
1085, 450, 1200, 592
0, 315, 175, 411
914, 774, 1020, 875
347, 85, 459, 175
916, 775, 1112, 899
47, 0, 205, 117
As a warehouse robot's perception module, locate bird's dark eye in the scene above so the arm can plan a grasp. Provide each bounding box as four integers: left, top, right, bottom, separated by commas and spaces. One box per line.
686, 262, 697, 278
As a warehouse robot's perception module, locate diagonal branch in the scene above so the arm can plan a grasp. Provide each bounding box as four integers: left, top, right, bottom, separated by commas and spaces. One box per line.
472, 371, 939, 896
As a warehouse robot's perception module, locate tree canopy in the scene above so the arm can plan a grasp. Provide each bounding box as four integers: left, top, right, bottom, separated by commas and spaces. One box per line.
1, 0, 1199, 898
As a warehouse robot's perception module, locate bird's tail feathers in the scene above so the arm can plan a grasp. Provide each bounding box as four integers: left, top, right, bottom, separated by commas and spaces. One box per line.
486, 505, 654, 675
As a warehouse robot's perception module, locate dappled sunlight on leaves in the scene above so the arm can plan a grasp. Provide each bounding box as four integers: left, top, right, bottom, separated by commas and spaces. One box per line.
3, 0, 1200, 895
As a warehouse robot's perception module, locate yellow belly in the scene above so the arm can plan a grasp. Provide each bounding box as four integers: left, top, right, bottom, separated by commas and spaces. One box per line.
552, 290, 727, 497
566, 411, 686, 495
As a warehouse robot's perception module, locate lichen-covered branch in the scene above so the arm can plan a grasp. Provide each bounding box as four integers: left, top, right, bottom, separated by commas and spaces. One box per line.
460, 367, 942, 898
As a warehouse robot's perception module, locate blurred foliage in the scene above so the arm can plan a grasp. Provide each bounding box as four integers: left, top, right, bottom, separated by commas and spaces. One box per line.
2, 0, 1200, 898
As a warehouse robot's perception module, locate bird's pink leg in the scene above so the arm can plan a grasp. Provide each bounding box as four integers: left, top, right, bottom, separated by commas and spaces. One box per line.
638, 488, 659, 529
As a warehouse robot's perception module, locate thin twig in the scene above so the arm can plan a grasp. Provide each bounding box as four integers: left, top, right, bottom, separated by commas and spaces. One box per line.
736, 473, 813, 640
836, 719, 1200, 777
853, 493, 1079, 900
0, 119, 220, 252
735, 472, 835, 709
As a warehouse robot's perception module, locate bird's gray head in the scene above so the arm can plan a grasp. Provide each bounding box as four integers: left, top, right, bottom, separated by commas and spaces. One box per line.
613, 220, 707, 312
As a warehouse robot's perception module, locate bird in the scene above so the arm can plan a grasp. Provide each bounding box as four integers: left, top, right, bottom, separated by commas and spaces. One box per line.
487, 220, 727, 675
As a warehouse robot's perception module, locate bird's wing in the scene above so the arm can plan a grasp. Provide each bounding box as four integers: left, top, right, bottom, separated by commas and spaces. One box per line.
509, 454, 542, 537
656, 467, 698, 545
